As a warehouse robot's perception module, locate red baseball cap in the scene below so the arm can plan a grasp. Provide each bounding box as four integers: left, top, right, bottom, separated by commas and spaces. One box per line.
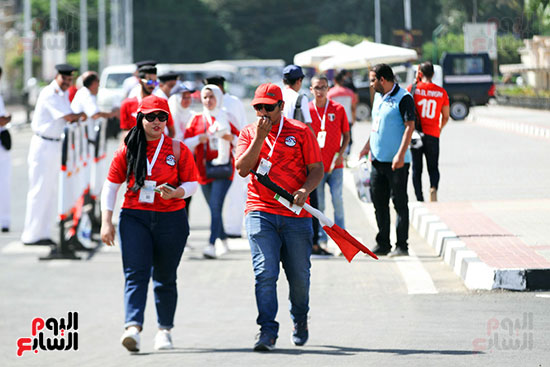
137, 95, 170, 114
251, 83, 283, 105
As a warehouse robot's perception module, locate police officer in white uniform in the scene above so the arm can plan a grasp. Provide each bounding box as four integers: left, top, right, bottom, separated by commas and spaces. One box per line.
154, 72, 179, 101
204, 75, 248, 238
72, 71, 118, 119
0, 66, 12, 232
21, 64, 86, 246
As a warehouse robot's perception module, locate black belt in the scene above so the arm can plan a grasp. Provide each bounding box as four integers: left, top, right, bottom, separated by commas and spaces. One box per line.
35, 133, 61, 142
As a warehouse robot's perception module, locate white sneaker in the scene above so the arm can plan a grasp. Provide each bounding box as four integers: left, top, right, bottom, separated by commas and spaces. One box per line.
203, 244, 217, 259
218, 239, 230, 255
120, 326, 140, 352
154, 329, 173, 350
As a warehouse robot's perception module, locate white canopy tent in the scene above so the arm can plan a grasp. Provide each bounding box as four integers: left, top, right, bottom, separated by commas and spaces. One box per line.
319, 40, 418, 71
293, 41, 353, 69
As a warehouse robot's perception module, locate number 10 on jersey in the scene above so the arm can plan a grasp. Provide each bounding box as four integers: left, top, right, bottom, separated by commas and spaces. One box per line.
417, 99, 437, 119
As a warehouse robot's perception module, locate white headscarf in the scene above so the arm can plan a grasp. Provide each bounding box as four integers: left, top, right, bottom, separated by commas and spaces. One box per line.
201, 84, 229, 131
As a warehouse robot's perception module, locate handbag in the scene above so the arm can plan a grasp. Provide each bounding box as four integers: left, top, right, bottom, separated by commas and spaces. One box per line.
205, 160, 233, 179
409, 82, 423, 149
202, 116, 233, 180
0, 129, 11, 151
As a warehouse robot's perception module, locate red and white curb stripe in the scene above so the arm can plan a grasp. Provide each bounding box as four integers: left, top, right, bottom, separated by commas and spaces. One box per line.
409, 202, 528, 291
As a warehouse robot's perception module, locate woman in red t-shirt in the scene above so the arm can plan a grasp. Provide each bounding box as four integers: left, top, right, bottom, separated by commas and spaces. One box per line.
184, 85, 239, 259
100, 95, 199, 352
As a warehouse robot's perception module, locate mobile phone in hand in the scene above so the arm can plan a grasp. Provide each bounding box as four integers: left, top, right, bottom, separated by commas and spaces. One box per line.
154, 183, 177, 193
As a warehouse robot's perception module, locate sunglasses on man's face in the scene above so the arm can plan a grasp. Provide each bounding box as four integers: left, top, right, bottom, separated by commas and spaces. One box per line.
144, 112, 168, 122
253, 102, 280, 112
141, 78, 159, 87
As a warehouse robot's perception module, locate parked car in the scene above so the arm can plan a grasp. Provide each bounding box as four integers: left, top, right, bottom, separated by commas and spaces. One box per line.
440, 52, 495, 120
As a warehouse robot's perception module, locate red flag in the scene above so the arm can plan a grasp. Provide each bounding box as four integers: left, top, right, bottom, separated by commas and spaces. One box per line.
249, 170, 378, 262
323, 225, 360, 262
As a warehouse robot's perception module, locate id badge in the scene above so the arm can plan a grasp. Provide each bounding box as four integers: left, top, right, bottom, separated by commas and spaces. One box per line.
274, 193, 303, 215
209, 136, 219, 151
317, 131, 327, 148
257, 158, 272, 176
139, 180, 156, 203
372, 116, 381, 132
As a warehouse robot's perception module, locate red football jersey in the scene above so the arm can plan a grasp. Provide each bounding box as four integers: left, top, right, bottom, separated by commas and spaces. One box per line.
184, 114, 240, 185
119, 96, 174, 131
407, 82, 449, 138
236, 117, 322, 218
309, 99, 349, 172
107, 135, 198, 212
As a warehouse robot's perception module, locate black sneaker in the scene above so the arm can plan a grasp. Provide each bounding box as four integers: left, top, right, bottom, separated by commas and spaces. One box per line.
23, 238, 56, 246
312, 245, 333, 257
371, 244, 391, 256
292, 320, 308, 346
388, 247, 409, 257
254, 333, 276, 352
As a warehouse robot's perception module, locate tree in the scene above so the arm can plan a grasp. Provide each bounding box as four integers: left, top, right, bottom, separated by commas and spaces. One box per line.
318, 33, 366, 46
133, 0, 229, 62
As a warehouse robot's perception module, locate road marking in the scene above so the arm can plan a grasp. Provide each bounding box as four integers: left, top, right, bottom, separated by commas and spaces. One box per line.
11, 157, 25, 167
535, 294, 550, 298
392, 248, 438, 295
0, 241, 51, 255
343, 169, 438, 295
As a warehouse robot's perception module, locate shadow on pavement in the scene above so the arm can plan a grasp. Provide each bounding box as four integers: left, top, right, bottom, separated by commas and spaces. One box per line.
141, 345, 483, 356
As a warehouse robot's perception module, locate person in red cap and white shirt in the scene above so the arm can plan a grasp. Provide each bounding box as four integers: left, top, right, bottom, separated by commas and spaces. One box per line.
309, 74, 350, 254
100, 95, 199, 352
236, 83, 323, 352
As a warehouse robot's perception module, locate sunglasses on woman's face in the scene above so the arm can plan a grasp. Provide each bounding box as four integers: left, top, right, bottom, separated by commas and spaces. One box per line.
144, 112, 168, 122
253, 102, 280, 112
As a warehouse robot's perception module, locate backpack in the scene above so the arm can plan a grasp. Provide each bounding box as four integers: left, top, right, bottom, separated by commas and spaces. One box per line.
293, 94, 305, 122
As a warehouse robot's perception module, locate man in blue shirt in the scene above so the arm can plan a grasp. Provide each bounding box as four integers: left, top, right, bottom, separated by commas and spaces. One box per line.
359, 64, 415, 257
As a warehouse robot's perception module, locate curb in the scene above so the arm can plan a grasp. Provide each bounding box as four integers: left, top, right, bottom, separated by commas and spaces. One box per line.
409, 202, 550, 291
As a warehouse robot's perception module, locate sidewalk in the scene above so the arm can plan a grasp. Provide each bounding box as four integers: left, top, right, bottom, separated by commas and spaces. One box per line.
410, 200, 550, 290
408, 106, 550, 290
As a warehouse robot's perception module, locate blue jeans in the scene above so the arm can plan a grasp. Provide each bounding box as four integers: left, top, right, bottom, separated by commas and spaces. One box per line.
316, 168, 345, 242
245, 211, 313, 339
201, 178, 232, 244
119, 208, 189, 329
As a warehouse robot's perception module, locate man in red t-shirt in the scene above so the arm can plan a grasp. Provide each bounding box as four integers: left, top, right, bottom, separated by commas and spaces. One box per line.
308, 74, 350, 255
119, 65, 175, 141
407, 61, 450, 202
236, 83, 323, 352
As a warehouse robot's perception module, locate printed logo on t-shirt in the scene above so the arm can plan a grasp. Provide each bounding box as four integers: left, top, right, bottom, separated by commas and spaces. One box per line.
166, 155, 176, 166
285, 136, 296, 147
328, 113, 335, 122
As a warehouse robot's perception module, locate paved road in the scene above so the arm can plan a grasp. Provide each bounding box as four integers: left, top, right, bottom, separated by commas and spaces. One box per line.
1, 104, 549, 366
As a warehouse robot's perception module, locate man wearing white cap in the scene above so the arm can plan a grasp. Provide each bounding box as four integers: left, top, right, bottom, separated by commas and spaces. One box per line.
22, 64, 87, 246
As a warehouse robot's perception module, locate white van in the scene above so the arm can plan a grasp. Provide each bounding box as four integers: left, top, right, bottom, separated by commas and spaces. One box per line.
97, 64, 135, 112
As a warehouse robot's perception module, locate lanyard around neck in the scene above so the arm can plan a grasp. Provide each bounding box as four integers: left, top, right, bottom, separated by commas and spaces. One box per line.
146, 134, 164, 176
314, 100, 329, 131
264, 116, 284, 159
